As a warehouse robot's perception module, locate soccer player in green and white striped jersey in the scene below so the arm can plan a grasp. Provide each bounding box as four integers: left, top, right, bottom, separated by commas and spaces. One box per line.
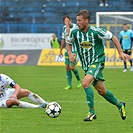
66, 10, 130, 122
60, 15, 81, 90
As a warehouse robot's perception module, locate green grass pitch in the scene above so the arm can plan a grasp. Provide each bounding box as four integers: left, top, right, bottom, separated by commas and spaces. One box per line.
0, 66, 132, 133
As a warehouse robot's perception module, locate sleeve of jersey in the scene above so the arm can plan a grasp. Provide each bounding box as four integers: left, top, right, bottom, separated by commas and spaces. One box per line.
66, 31, 74, 45
2, 74, 16, 87
102, 31, 113, 40
97, 28, 113, 40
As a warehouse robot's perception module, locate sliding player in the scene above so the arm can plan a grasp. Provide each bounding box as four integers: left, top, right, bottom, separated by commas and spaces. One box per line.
0, 74, 47, 108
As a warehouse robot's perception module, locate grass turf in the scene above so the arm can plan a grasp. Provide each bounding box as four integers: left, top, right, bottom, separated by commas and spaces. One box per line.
0, 66, 132, 133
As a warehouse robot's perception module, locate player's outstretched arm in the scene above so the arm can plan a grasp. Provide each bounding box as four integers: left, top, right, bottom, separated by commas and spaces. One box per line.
64, 17, 70, 35
112, 36, 131, 61
10, 84, 21, 99
59, 39, 65, 57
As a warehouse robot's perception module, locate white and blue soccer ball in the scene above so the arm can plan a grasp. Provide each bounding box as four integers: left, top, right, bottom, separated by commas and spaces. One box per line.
46, 102, 61, 118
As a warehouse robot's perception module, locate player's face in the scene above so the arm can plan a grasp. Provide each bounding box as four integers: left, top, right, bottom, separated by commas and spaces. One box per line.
68, 20, 72, 26
76, 15, 88, 31
64, 18, 72, 26
123, 25, 128, 31
52, 34, 56, 39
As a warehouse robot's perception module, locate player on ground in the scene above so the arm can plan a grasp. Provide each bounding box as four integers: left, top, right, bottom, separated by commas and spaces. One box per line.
119, 23, 133, 72
0, 74, 47, 108
60, 15, 81, 90
66, 10, 130, 121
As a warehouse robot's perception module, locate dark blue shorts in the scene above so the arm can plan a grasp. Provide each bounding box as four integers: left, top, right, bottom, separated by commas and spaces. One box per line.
123, 50, 132, 55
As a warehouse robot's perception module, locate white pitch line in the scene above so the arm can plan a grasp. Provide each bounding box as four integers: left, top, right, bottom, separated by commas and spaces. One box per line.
56, 100, 107, 103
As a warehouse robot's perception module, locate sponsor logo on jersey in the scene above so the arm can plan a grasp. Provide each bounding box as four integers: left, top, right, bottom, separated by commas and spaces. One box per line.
123, 35, 128, 39
80, 41, 92, 49
90, 65, 96, 68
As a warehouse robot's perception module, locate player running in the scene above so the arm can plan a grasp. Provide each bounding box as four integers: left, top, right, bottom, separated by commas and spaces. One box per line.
0, 74, 47, 108
60, 15, 81, 90
119, 23, 133, 72
66, 10, 130, 121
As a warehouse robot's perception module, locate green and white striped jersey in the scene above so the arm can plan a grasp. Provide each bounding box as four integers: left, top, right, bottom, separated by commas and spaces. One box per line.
66, 25, 113, 70
62, 23, 77, 52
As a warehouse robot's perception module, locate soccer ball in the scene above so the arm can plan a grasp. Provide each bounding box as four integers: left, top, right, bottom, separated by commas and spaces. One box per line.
46, 102, 61, 118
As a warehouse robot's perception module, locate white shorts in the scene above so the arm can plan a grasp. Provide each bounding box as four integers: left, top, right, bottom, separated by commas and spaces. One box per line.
0, 89, 15, 107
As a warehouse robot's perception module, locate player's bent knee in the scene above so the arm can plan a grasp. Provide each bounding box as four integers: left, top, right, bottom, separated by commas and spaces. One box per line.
23, 89, 30, 96
97, 89, 106, 96
66, 66, 70, 70
82, 81, 89, 88
70, 66, 75, 71
6, 99, 19, 107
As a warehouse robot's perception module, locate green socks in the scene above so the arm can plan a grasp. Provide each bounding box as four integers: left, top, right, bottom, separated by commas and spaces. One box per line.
66, 70, 72, 86
103, 90, 122, 109
72, 69, 80, 81
84, 88, 122, 114
66, 69, 80, 87
84, 87, 95, 114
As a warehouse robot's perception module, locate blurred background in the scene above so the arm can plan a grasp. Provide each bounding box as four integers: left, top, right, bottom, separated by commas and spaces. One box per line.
0, 0, 133, 43
0, 0, 133, 66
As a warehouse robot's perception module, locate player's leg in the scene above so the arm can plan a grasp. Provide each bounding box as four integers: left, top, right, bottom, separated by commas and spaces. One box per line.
70, 66, 80, 82
83, 63, 106, 122
94, 80, 126, 120
91, 62, 126, 120
6, 99, 44, 108
4, 89, 46, 108
64, 65, 72, 89
82, 74, 95, 114
123, 61, 127, 72
123, 50, 127, 72
69, 65, 81, 88
64, 52, 72, 90
0, 89, 20, 107
70, 52, 81, 88
82, 74, 96, 122
17, 89, 47, 105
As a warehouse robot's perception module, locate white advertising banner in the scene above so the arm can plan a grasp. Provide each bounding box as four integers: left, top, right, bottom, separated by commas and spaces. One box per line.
0, 33, 53, 50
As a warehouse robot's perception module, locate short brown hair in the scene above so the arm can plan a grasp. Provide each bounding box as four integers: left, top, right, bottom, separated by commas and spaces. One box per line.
76, 10, 90, 21
63, 15, 71, 22
123, 23, 127, 26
